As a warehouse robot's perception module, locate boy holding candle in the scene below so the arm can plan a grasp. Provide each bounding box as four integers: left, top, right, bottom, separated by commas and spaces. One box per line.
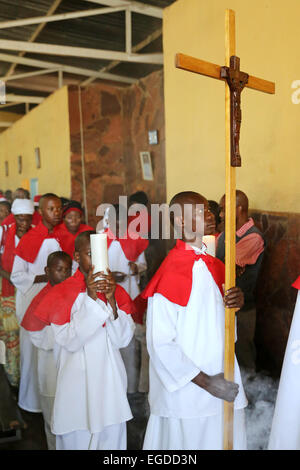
10, 193, 63, 413
31, 231, 135, 450
142, 191, 247, 450
21, 251, 73, 450
105, 204, 148, 394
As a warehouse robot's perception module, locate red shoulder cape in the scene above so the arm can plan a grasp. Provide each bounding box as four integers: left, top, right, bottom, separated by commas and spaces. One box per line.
33, 268, 136, 326
141, 239, 225, 306
54, 223, 94, 258
1, 224, 17, 297
21, 283, 53, 331
14, 221, 59, 263
106, 228, 149, 262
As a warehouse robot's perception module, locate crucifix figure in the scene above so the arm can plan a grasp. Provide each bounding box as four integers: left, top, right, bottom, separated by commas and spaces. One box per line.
175, 9, 275, 450
220, 55, 249, 167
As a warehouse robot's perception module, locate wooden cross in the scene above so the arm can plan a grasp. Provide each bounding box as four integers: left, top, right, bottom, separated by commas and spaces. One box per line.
175, 9, 275, 450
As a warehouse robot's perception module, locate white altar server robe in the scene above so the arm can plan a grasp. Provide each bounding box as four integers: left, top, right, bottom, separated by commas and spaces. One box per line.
29, 326, 57, 449
108, 240, 147, 393
143, 256, 248, 450
10, 237, 61, 411
268, 291, 300, 450
51, 292, 135, 450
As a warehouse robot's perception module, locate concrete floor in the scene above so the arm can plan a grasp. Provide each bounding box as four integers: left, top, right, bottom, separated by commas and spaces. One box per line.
0, 391, 150, 451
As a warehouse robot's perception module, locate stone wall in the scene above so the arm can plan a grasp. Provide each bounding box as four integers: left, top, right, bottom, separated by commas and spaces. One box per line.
68, 70, 166, 228
250, 210, 300, 376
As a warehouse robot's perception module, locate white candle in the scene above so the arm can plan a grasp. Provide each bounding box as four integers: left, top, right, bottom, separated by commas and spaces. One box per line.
90, 233, 109, 278
203, 235, 216, 257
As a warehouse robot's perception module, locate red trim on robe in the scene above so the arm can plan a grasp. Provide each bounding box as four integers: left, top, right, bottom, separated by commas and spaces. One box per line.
54, 223, 94, 258
142, 239, 225, 306
132, 293, 148, 325
14, 221, 60, 263
33, 268, 136, 326
106, 228, 149, 262
292, 276, 300, 290
21, 282, 53, 331
1, 224, 17, 297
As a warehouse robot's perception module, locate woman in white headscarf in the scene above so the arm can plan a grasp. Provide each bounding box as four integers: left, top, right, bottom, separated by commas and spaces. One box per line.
0, 198, 34, 387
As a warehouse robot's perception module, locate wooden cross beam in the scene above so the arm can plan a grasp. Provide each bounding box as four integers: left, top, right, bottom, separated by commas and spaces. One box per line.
175, 9, 275, 450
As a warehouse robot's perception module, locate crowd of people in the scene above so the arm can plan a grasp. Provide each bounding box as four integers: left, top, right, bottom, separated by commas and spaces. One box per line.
0, 187, 298, 450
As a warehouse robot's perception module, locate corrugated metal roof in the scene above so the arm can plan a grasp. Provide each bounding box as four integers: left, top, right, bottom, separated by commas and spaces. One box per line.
0, 0, 175, 113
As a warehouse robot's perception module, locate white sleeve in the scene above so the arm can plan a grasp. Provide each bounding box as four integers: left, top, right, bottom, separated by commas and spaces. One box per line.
29, 326, 54, 351
146, 293, 200, 393
105, 308, 135, 349
10, 255, 35, 294
51, 295, 111, 353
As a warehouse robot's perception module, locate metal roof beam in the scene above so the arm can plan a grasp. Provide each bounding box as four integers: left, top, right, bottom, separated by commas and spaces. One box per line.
0, 52, 136, 84
0, 68, 58, 82
82, 0, 163, 19
0, 121, 14, 127
5, 0, 63, 78
0, 102, 22, 109
81, 26, 162, 86
0, 6, 126, 30
0, 39, 163, 64
5, 94, 44, 104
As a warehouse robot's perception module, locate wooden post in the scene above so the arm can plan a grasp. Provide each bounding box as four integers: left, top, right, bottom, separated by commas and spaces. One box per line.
174, 7, 275, 451
223, 9, 236, 451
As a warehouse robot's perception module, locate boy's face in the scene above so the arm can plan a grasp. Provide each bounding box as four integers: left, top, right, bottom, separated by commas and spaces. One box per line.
0, 204, 9, 222
74, 239, 91, 276
13, 189, 28, 200
45, 259, 72, 286
14, 214, 32, 238
218, 196, 225, 226
204, 208, 216, 235
40, 197, 62, 228
64, 210, 82, 234
181, 196, 208, 239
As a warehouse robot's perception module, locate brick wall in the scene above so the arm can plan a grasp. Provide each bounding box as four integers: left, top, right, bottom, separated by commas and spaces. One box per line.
251, 210, 300, 375
68, 70, 166, 228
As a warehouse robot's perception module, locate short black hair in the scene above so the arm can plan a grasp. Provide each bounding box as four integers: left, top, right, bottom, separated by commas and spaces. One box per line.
61, 197, 71, 207
47, 251, 72, 268
39, 193, 60, 209
129, 191, 148, 206
0, 200, 11, 212
74, 230, 96, 252
15, 187, 30, 199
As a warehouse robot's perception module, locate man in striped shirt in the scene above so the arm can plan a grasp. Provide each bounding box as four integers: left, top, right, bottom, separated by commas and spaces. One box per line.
216, 190, 265, 371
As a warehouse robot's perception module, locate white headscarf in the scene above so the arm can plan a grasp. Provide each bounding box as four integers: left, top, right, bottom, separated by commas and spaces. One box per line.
11, 198, 34, 215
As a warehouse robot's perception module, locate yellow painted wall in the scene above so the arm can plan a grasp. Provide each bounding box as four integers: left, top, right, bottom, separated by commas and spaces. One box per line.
163, 0, 300, 212
0, 86, 71, 198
